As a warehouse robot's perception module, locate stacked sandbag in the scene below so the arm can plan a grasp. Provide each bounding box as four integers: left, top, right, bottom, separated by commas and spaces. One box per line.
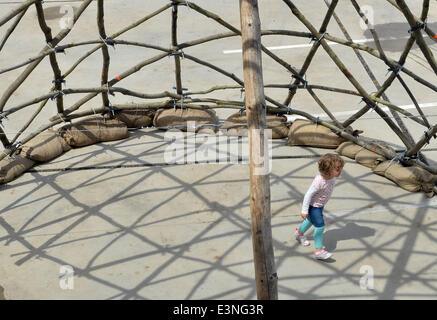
373, 161, 436, 197
335, 141, 363, 159
221, 112, 290, 139
153, 108, 218, 132
112, 108, 155, 129
58, 115, 129, 147
287, 119, 347, 148
0, 154, 35, 184
354, 141, 397, 169
336, 137, 397, 168
20, 129, 71, 162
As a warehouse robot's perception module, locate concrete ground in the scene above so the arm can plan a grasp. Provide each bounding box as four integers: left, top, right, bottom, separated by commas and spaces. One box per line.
0, 0, 437, 300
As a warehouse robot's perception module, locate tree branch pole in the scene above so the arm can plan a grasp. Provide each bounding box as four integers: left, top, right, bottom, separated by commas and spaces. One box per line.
35, 0, 65, 115
395, 0, 437, 75
97, 0, 111, 109
239, 0, 278, 300
0, 0, 93, 149
0, 6, 28, 52
332, 0, 416, 148
171, 3, 183, 95
283, 0, 338, 106
342, 0, 430, 127
0, 0, 93, 114
282, 0, 414, 150
0, 0, 36, 28
386, 0, 436, 43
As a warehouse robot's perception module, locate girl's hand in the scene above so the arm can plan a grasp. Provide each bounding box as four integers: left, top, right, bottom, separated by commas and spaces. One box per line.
301, 213, 308, 220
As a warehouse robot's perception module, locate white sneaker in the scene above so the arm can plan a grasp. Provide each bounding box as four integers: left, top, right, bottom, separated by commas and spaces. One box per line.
294, 228, 310, 246
314, 249, 332, 260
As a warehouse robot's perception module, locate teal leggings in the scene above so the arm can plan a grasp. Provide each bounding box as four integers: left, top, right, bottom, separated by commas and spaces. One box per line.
299, 218, 325, 249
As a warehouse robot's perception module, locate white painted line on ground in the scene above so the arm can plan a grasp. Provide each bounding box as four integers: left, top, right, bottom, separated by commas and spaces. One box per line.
223, 36, 410, 54
287, 102, 437, 121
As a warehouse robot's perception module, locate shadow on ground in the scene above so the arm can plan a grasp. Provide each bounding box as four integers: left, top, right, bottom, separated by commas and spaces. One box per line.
324, 222, 376, 251
0, 134, 436, 299
363, 22, 437, 53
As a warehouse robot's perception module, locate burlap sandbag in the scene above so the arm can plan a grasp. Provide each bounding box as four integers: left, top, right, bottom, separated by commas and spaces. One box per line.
373, 161, 436, 194
20, 129, 71, 162
354, 141, 397, 168
221, 112, 290, 139
355, 149, 386, 168
335, 141, 363, 159
287, 119, 346, 149
112, 108, 155, 128
0, 155, 35, 184
58, 116, 129, 147
155, 108, 218, 132
153, 108, 218, 132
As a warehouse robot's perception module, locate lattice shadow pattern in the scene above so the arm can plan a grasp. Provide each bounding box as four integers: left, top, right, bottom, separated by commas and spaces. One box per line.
1, 137, 437, 299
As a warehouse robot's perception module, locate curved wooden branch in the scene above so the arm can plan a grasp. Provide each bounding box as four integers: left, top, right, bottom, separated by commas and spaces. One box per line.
0, 0, 93, 117
97, 0, 111, 108
395, 0, 437, 75
0, 0, 36, 28
0, 5, 28, 52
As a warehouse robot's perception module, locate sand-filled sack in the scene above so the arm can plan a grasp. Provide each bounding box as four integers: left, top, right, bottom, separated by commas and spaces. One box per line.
221, 112, 290, 139
287, 119, 346, 148
112, 108, 155, 129
20, 129, 71, 162
335, 141, 363, 159
354, 140, 397, 168
153, 108, 218, 132
373, 161, 436, 195
58, 116, 129, 147
0, 154, 35, 184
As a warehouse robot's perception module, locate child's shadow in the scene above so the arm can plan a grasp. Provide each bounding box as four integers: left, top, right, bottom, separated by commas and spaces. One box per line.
309, 222, 376, 251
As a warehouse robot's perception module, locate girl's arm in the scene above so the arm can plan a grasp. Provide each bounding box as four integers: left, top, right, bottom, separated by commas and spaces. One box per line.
301, 183, 318, 216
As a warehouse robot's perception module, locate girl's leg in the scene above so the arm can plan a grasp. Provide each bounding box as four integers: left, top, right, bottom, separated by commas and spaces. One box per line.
314, 226, 325, 249
298, 219, 313, 235
295, 218, 312, 246
307, 206, 325, 252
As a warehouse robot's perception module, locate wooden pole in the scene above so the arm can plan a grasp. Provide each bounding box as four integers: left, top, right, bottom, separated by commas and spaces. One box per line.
171, 3, 183, 95
0, 0, 93, 115
0, 6, 27, 52
282, 0, 414, 150
395, 0, 437, 75
239, 0, 278, 300
283, 0, 338, 106
97, 0, 111, 109
0, 0, 36, 28
35, 1, 65, 115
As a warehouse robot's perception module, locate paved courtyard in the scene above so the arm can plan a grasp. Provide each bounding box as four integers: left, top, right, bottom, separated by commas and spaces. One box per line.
0, 0, 436, 299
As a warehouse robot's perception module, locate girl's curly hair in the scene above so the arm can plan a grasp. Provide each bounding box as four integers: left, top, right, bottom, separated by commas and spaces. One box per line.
318, 153, 345, 177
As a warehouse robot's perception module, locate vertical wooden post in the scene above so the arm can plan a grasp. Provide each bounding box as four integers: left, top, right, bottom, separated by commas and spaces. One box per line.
97, 0, 111, 109
171, 3, 183, 95
239, 0, 278, 300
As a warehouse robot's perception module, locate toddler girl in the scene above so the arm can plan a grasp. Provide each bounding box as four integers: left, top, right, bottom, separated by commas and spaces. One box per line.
294, 153, 345, 260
